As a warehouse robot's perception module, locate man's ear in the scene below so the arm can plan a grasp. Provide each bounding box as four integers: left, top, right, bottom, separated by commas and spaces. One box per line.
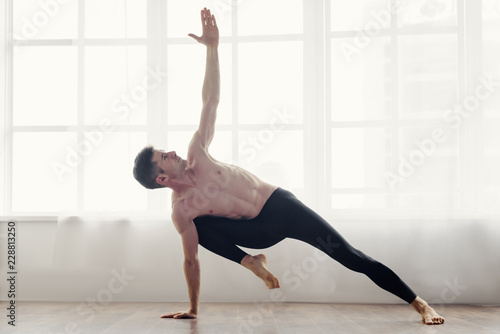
156, 174, 170, 187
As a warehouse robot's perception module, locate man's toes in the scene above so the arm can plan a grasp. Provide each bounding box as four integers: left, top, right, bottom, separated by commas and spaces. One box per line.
266, 276, 279, 289
425, 316, 443, 325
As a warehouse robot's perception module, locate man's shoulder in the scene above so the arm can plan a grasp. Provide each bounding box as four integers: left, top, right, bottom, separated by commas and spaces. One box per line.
171, 200, 192, 227
171, 193, 186, 214
171, 192, 197, 222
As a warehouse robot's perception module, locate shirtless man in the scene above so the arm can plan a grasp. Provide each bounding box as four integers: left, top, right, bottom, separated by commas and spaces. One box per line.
133, 8, 444, 325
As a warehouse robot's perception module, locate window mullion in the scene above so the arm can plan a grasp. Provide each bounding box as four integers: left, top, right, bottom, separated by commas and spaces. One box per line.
231, 2, 239, 163
76, 0, 85, 214
473, 0, 485, 214
389, 0, 400, 211
303, 0, 326, 211
158, 0, 169, 215
324, 0, 332, 213
146, 0, 164, 215
2, 0, 13, 216
459, 0, 482, 213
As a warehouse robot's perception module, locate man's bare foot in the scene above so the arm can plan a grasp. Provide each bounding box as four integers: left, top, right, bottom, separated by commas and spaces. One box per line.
241, 254, 280, 289
411, 296, 445, 325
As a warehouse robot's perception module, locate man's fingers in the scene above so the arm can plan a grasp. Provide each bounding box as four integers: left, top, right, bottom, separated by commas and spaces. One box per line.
161, 311, 196, 319
174, 312, 196, 319
161, 311, 185, 318
161, 312, 181, 318
212, 14, 217, 27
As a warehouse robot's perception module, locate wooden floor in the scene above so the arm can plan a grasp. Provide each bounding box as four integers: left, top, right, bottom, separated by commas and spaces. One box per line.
1, 302, 500, 333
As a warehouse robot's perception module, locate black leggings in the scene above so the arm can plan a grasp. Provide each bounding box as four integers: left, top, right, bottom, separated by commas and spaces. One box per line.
193, 188, 417, 304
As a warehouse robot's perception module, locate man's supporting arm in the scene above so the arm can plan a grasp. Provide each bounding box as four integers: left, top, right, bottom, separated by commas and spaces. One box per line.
161, 211, 200, 319
181, 223, 201, 316
189, 7, 220, 149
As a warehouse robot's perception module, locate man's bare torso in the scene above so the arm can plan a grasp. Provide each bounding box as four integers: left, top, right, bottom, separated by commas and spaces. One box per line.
171, 141, 277, 221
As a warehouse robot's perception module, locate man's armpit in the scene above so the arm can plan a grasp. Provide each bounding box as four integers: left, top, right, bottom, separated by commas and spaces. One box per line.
187, 131, 206, 159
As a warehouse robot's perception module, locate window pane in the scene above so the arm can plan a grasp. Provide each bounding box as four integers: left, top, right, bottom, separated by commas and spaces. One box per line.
165, 131, 193, 159
483, 0, 500, 29
331, 128, 388, 188
84, 132, 147, 212
330, 0, 389, 32
395, 126, 459, 191
239, 42, 303, 124
167, 0, 232, 37
167, 44, 232, 125
332, 193, 387, 209
331, 192, 460, 211
391, 193, 460, 210
13, 46, 77, 126
13, 0, 78, 40
398, 34, 458, 120
12, 132, 77, 213
238, 0, 303, 35
85, 0, 146, 38
85, 46, 147, 126
397, 0, 457, 28
331, 37, 391, 121
238, 130, 303, 191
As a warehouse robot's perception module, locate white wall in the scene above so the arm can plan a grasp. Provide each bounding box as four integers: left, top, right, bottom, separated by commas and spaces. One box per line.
1, 217, 499, 306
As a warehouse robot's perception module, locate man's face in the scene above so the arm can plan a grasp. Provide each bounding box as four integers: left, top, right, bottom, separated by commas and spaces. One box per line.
152, 149, 185, 184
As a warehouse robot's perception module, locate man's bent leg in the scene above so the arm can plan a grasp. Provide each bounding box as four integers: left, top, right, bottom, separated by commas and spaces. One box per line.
193, 215, 281, 288
193, 216, 249, 264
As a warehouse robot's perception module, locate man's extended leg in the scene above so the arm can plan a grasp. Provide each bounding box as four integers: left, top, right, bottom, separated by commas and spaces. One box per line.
256, 188, 417, 303
254, 188, 444, 324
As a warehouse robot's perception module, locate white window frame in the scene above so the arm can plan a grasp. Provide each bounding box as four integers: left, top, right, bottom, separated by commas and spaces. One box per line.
1, 0, 497, 220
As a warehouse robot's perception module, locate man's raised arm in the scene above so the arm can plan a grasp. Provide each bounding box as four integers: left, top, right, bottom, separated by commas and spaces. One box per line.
189, 8, 220, 149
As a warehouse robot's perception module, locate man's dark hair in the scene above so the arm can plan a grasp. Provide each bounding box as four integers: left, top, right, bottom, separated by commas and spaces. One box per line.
133, 145, 164, 189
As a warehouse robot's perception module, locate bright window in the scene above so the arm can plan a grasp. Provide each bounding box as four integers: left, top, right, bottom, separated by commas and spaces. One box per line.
1, 0, 498, 218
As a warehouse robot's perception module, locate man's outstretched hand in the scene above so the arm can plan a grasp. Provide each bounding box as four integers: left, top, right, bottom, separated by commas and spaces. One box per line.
160, 309, 197, 319
188, 7, 219, 47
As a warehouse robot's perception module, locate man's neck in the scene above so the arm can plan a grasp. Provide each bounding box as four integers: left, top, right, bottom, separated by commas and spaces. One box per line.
167, 168, 197, 193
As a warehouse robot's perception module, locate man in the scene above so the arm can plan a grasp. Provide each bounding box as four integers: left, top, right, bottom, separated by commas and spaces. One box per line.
133, 8, 444, 325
